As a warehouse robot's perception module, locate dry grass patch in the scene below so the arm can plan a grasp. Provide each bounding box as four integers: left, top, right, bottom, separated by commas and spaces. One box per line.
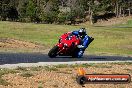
44, 66, 59, 71
20, 72, 34, 77
0, 62, 132, 88
0, 68, 18, 86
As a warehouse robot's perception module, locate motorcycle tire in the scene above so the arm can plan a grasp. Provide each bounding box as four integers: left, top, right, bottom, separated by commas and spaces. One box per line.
48, 46, 59, 58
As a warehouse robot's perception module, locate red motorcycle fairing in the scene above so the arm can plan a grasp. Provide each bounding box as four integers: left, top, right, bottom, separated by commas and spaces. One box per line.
48, 32, 81, 58
56, 32, 80, 56
48, 32, 94, 58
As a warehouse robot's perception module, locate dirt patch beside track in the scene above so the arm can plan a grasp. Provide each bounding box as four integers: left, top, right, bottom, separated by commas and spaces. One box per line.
0, 38, 44, 49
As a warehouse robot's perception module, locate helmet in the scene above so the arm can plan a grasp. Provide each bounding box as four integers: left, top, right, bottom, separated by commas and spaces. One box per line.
78, 28, 86, 36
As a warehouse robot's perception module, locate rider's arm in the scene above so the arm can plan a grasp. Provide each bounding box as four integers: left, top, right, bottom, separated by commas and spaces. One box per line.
72, 31, 79, 36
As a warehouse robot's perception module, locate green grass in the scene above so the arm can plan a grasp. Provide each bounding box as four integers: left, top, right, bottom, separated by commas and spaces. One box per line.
119, 20, 132, 27
29, 66, 44, 71
112, 19, 132, 27
69, 63, 112, 68
54, 64, 68, 68
20, 72, 34, 77
127, 20, 132, 26
44, 66, 58, 71
38, 86, 43, 88
111, 62, 132, 65
0, 21, 132, 55
15, 67, 28, 71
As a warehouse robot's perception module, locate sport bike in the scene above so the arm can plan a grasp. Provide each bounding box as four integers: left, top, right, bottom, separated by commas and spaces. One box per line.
48, 32, 94, 58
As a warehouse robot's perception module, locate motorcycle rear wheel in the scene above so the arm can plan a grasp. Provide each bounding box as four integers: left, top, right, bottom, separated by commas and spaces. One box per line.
48, 46, 59, 58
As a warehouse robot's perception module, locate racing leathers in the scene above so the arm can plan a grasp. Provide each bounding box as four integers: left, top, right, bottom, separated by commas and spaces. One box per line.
72, 30, 90, 58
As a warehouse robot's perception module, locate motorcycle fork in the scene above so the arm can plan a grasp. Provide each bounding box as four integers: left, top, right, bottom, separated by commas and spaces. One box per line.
57, 47, 65, 55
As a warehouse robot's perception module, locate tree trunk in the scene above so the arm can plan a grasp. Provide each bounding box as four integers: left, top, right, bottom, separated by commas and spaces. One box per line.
90, 10, 93, 25
119, 6, 122, 17
88, 6, 91, 15
116, 1, 119, 17
122, 7, 125, 17
60, 0, 64, 7
128, 8, 131, 16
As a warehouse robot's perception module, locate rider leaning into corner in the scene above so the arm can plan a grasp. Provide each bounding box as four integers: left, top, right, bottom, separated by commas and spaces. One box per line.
71, 28, 91, 58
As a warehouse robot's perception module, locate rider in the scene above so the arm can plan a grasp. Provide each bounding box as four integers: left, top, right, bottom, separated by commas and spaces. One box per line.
71, 28, 91, 58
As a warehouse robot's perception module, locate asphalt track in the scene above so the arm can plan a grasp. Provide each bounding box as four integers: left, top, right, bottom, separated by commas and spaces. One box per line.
0, 53, 132, 68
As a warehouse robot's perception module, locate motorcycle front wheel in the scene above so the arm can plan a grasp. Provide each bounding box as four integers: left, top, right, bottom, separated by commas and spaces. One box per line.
48, 46, 59, 58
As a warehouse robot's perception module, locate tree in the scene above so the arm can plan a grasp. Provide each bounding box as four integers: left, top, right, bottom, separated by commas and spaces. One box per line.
0, 0, 10, 20
0, 0, 131, 24
7, 6, 18, 21
17, 0, 28, 21
62, 0, 85, 24
26, 0, 37, 22
41, 0, 60, 23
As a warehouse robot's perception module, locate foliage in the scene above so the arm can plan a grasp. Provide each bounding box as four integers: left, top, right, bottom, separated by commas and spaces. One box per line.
26, 0, 37, 22
0, 0, 132, 24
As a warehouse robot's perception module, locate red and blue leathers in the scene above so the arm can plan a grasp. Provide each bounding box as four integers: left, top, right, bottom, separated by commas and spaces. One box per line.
72, 30, 90, 58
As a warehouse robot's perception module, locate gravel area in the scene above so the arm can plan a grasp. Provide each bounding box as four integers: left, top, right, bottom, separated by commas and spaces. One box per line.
0, 63, 132, 88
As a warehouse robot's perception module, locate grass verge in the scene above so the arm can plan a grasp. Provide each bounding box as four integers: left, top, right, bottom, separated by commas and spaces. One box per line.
0, 21, 132, 55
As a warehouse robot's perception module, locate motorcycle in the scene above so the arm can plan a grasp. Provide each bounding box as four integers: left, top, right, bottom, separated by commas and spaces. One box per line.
48, 32, 94, 58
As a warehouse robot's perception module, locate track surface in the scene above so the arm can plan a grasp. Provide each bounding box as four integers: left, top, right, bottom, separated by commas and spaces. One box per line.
0, 53, 132, 68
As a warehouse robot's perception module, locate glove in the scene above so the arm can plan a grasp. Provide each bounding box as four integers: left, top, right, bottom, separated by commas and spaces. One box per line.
77, 45, 84, 49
